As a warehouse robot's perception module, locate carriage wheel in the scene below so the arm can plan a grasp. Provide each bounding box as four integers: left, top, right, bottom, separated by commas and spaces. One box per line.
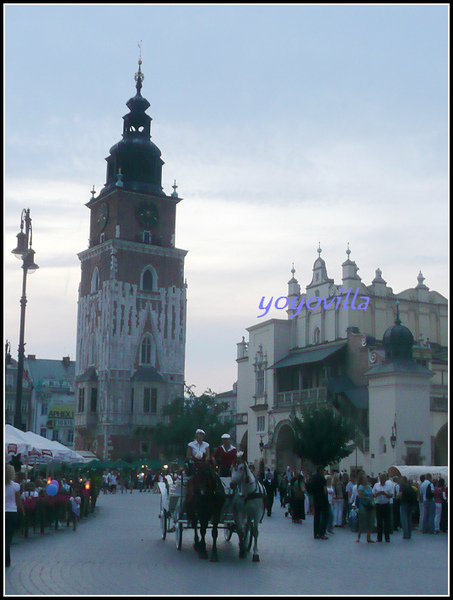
175, 522, 183, 550
224, 524, 234, 541
161, 507, 168, 540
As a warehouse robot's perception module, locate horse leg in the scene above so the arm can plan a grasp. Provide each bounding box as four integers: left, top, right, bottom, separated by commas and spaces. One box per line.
251, 518, 260, 562
210, 519, 219, 562
198, 514, 208, 559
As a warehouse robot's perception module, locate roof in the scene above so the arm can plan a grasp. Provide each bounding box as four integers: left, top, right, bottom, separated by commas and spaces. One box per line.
325, 374, 369, 410
269, 340, 347, 370
25, 358, 75, 386
130, 367, 166, 383
366, 360, 433, 377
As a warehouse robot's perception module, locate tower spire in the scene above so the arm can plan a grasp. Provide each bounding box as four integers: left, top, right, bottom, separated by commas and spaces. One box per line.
135, 40, 144, 93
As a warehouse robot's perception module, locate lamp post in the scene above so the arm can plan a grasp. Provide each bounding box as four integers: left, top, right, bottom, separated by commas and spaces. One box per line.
390, 418, 397, 450
11, 208, 39, 431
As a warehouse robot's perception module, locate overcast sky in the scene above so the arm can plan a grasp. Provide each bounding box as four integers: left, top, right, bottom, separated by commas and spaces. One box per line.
4, 4, 448, 395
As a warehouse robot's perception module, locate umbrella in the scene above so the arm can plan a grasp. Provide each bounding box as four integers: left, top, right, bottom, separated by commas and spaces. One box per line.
23, 431, 84, 464
5, 424, 31, 460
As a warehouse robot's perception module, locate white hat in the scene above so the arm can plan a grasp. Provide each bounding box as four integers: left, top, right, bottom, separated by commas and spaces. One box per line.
221, 434, 231, 439
195, 429, 206, 435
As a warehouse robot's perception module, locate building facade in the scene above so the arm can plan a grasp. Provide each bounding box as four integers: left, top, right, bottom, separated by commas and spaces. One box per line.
235, 246, 448, 476
74, 60, 187, 460
5, 354, 75, 447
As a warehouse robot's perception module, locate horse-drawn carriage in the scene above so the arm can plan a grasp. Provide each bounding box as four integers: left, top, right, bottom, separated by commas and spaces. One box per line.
158, 458, 265, 562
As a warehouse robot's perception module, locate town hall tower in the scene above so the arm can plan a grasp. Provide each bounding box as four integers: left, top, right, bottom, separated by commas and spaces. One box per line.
74, 60, 187, 460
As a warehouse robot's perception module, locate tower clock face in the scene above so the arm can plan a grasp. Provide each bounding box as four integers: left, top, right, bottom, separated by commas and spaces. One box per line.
136, 201, 158, 228
97, 203, 109, 230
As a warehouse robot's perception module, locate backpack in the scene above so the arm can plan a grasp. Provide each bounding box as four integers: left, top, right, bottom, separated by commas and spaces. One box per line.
425, 483, 434, 500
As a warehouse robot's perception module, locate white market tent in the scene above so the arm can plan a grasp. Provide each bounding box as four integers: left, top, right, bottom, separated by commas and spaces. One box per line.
5, 424, 33, 460
5, 425, 84, 464
24, 431, 84, 464
388, 465, 448, 484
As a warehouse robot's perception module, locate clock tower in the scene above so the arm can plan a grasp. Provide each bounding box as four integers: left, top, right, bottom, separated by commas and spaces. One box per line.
74, 60, 187, 460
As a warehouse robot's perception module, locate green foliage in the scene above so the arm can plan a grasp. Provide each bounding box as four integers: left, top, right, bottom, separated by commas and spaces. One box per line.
290, 404, 355, 469
152, 389, 235, 460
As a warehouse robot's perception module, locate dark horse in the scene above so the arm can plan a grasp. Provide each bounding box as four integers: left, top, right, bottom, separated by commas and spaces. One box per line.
185, 461, 226, 561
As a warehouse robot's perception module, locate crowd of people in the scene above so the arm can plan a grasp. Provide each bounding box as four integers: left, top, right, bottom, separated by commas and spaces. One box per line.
257, 466, 448, 543
6, 429, 448, 567
5, 464, 100, 567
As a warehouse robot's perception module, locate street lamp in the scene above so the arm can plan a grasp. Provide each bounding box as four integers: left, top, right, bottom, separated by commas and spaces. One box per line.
390, 418, 397, 450
11, 208, 39, 431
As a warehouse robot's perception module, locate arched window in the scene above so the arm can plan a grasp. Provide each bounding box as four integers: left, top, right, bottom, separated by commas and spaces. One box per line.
314, 327, 321, 344
91, 268, 100, 293
140, 266, 158, 292
140, 334, 155, 366
143, 269, 153, 291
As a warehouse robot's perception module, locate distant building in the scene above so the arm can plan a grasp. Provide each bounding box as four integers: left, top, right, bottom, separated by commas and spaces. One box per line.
234, 246, 448, 475
5, 357, 32, 430
216, 384, 238, 439
5, 354, 75, 448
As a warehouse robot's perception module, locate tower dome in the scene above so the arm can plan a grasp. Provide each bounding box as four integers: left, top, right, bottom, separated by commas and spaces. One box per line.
383, 301, 414, 361
103, 59, 164, 195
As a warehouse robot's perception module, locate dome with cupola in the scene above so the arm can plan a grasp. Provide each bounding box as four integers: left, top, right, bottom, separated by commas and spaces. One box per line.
103, 59, 164, 196
383, 301, 414, 361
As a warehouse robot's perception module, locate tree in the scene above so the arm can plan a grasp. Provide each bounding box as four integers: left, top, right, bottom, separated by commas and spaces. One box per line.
152, 388, 235, 460
290, 404, 355, 469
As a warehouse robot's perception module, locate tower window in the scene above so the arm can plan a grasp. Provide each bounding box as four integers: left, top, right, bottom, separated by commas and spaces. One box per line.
91, 268, 100, 293
140, 334, 155, 366
141, 266, 158, 292
143, 231, 152, 244
143, 269, 153, 291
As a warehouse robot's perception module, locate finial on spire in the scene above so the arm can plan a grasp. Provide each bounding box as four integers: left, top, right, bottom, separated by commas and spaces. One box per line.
346, 242, 351, 258
171, 179, 179, 198
317, 242, 322, 256
395, 299, 401, 325
291, 262, 295, 276
90, 185, 96, 200
135, 40, 144, 92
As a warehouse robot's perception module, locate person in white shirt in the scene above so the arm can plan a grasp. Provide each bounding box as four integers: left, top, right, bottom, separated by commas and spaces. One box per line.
372, 473, 393, 542
5, 464, 25, 567
186, 429, 210, 462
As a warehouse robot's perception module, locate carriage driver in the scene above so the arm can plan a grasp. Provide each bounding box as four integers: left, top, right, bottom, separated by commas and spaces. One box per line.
213, 434, 237, 477
186, 429, 210, 462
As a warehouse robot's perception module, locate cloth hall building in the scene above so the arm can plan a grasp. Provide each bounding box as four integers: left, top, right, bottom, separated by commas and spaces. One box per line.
234, 246, 448, 476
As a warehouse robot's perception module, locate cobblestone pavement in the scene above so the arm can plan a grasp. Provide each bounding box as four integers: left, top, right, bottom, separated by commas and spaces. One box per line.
4, 490, 449, 596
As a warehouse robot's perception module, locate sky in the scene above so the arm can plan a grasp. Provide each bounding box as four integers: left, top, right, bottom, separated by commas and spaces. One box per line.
4, 4, 449, 396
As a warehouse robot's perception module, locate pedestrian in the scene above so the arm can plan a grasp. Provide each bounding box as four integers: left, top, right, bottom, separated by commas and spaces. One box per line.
333, 473, 344, 527
290, 473, 306, 524
418, 474, 425, 529
263, 471, 274, 516
5, 464, 25, 567
279, 472, 288, 508
69, 486, 81, 529
434, 478, 445, 533
421, 473, 436, 534
326, 475, 335, 533
373, 472, 393, 542
392, 476, 401, 531
356, 472, 375, 543
309, 466, 330, 539
398, 476, 417, 539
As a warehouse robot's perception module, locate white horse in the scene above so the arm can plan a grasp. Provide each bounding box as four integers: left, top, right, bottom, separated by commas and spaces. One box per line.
230, 457, 266, 562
